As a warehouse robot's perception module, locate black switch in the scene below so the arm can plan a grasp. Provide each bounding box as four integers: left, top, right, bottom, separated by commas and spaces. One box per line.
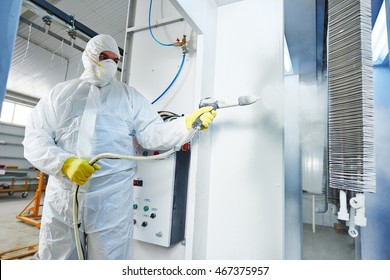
133, 179, 143, 186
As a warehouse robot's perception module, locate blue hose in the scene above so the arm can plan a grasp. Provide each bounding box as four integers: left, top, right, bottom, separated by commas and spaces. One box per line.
148, 0, 173, 47
152, 53, 186, 104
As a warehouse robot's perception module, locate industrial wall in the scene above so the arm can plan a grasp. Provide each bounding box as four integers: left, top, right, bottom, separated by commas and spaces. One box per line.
205, 0, 284, 259
0, 122, 37, 194
128, 0, 285, 260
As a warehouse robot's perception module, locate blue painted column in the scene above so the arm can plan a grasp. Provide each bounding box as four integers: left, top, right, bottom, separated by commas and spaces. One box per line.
284, 75, 303, 259
359, 0, 390, 260
387, 0, 390, 69
0, 0, 23, 114
360, 66, 390, 259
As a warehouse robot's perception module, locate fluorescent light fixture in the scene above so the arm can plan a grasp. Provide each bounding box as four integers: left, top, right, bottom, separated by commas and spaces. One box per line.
372, 0, 388, 65
284, 36, 294, 74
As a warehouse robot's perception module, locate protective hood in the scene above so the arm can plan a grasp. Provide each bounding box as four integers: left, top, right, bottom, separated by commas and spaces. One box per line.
80, 34, 121, 87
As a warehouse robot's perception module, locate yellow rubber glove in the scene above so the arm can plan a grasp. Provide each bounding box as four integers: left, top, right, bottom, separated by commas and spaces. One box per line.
61, 157, 101, 186
185, 106, 217, 130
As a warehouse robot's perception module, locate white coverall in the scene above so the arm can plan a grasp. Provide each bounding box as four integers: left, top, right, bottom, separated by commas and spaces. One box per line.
23, 34, 187, 259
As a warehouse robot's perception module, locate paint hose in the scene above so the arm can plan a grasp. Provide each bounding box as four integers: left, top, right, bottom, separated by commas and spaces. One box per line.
73, 127, 199, 260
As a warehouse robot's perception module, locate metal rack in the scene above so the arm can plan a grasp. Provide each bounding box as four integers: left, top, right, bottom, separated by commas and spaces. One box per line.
0, 168, 29, 198
0, 123, 38, 198
16, 170, 47, 228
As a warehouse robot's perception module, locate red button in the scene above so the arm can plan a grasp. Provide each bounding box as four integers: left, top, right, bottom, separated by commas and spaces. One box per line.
133, 179, 143, 186
182, 143, 190, 151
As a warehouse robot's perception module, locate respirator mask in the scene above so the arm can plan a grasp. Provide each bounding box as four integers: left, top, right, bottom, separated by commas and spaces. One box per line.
95, 59, 117, 85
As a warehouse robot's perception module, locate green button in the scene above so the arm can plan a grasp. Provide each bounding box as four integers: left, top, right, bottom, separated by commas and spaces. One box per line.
133, 204, 138, 210
143, 206, 149, 212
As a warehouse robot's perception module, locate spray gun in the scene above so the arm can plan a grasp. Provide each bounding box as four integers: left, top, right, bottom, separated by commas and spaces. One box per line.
192, 95, 260, 129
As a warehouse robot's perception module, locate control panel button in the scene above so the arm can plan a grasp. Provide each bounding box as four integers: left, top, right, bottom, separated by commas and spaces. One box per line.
133, 179, 143, 186
133, 204, 138, 209
141, 221, 148, 227
150, 213, 156, 219
143, 206, 149, 212
182, 143, 191, 151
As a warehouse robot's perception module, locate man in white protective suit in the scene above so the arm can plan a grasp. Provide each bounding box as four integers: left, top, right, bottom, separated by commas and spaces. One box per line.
23, 34, 216, 260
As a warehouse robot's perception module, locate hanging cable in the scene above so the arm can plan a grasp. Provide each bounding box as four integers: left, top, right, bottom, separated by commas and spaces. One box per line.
21, 24, 32, 66
151, 53, 186, 104
148, 0, 174, 46
17, 24, 33, 82
50, 39, 64, 66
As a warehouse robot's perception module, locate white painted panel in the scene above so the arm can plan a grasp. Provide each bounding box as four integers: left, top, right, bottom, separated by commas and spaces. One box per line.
128, 0, 284, 260
128, 0, 196, 260
206, 0, 284, 259
129, 20, 196, 114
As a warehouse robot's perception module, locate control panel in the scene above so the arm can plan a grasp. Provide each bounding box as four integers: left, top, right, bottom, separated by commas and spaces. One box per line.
132, 144, 191, 247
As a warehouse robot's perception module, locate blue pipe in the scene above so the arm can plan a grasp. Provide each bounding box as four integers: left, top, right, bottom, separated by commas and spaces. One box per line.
152, 54, 186, 104
148, 0, 174, 47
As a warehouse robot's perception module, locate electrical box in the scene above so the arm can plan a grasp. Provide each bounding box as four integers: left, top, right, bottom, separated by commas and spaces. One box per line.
132, 145, 191, 247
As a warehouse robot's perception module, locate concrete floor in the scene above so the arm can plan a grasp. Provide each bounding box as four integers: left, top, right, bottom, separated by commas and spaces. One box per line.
0, 191, 355, 260
0, 191, 40, 259
303, 223, 356, 259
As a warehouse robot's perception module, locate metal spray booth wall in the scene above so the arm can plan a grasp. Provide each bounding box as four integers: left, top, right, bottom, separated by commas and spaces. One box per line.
126, 0, 284, 260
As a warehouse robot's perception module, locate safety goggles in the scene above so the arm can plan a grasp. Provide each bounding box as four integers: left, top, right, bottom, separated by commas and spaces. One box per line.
99, 53, 119, 64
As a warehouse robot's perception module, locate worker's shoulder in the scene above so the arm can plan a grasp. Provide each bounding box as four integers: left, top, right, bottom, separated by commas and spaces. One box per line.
47, 79, 83, 103
51, 78, 81, 92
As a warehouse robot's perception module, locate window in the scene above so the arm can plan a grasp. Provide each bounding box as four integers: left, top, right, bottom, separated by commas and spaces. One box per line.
0, 100, 33, 126
0, 101, 14, 123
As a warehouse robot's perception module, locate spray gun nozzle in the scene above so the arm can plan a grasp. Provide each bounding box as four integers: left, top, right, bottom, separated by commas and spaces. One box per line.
199, 95, 259, 109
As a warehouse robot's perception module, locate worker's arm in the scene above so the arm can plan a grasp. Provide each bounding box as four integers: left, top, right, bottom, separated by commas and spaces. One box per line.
129, 88, 215, 151
23, 86, 74, 176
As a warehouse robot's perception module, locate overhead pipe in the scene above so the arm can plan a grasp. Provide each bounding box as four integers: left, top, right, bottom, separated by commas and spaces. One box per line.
18, 17, 122, 73
19, 16, 84, 52
27, 0, 124, 56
